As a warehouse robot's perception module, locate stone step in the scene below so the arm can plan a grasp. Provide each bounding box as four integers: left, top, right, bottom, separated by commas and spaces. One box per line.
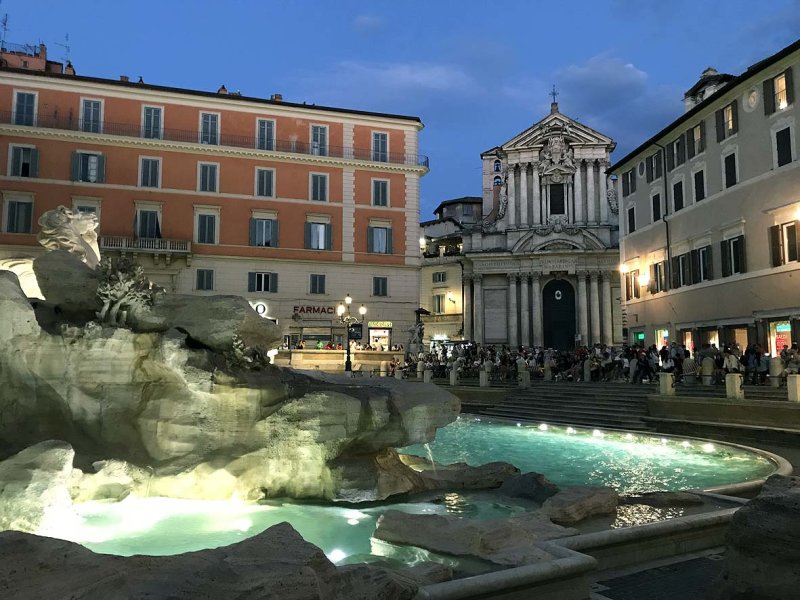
500, 399, 648, 414
478, 408, 651, 430
505, 396, 647, 408
483, 406, 648, 423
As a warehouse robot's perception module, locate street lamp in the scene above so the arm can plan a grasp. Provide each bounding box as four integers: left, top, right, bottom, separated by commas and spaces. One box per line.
337, 293, 367, 372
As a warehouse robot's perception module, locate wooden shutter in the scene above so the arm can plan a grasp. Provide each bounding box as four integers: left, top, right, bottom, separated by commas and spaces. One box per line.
660, 260, 668, 290
703, 245, 713, 280
622, 174, 629, 197
386, 228, 393, 254
721, 240, 731, 277
769, 225, 783, 267
737, 235, 747, 273
793, 221, 800, 263
676, 134, 686, 164
671, 256, 681, 289
248, 272, 256, 292
249, 218, 257, 246
698, 121, 706, 153
630, 170, 636, 193
715, 109, 725, 142
324, 223, 332, 250
29, 149, 39, 177
304, 222, 312, 249
730, 100, 739, 134
70, 152, 80, 181
686, 130, 695, 159
764, 78, 776, 115
648, 264, 656, 294
785, 67, 795, 106
625, 274, 632, 301
645, 156, 653, 183
273, 220, 279, 248
666, 143, 675, 171
690, 249, 700, 284
96, 155, 106, 183
270, 272, 279, 293
10, 147, 21, 176
367, 226, 374, 253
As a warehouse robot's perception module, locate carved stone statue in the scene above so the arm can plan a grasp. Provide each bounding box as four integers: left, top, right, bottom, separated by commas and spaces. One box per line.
37, 206, 101, 268
408, 321, 424, 345
96, 257, 160, 327
607, 188, 619, 214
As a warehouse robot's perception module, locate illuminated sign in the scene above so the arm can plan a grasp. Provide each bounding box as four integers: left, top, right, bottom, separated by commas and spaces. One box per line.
293, 305, 336, 315
367, 321, 393, 328
250, 301, 268, 316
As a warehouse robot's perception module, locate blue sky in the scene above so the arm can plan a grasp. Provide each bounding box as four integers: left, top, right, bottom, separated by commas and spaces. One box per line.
5, 0, 800, 217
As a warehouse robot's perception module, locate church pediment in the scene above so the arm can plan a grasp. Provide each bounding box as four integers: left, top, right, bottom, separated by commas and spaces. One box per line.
500, 110, 614, 151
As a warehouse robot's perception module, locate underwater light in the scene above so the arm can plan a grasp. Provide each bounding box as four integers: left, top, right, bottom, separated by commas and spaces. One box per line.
682, 441, 691, 448
592, 429, 604, 438
328, 548, 347, 563
566, 427, 576, 434
660, 438, 668, 445
702, 443, 716, 453
516, 423, 522, 427
625, 433, 634, 441
538, 423, 548, 431
347, 519, 359, 526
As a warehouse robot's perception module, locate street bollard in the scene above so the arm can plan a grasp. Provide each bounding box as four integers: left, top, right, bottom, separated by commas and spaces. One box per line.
519, 369, 531, 389
417, 361, 425, 379
450, 369, 458, 386
701, 357, 715, 386
380, 361, 388, 377
769, 357, 784, 388
423, 369, 432, 383
725, 373, 745, 399
788, 374, 800, 402
659, 372, 675, 396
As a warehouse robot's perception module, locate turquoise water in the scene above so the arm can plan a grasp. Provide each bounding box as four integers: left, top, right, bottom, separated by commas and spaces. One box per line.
60, 418, 776, 561
401, 417, 777, 494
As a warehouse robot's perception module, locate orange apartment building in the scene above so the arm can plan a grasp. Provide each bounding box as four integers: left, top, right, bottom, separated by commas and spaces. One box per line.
0, 43, 428, 348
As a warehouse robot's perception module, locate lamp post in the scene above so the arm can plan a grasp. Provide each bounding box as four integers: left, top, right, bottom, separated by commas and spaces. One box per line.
337, 293, 367, 372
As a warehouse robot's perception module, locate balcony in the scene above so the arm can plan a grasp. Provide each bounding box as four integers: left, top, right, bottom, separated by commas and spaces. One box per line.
0, 110, 430, 168
100, 236, 191, 254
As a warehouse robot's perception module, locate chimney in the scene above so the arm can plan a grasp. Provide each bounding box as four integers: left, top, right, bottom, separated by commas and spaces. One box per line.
270, 93, 283, 102
64, 62, 75, 76
120, 75, 129, 82
217, 84, 228, 95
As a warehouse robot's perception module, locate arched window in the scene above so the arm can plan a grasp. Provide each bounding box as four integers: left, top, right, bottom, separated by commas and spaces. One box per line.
493, 160, 502, 173
493, 176, 502, 187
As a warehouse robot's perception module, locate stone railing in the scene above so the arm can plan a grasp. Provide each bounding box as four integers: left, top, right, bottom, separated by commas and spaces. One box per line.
99, 236, 192, 254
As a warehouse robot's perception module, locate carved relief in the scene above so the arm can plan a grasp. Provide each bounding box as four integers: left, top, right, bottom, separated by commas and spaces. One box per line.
607, 188, 619, 214
533, 216, 581, 236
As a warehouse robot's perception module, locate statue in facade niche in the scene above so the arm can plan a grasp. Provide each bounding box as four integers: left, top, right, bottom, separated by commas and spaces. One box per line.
96, 257, 161, 327
37, 205, 101, 268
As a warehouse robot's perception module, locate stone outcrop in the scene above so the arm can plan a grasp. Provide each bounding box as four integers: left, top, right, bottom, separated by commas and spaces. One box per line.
0, 523, 418, 600
0, 441, 77, 534
33, 250, 100, 318
373, 509, 576, 566
498, 472, 560, 503
542, 486, 619, 524
0, 271, 40, 341
710, 475, 800, 600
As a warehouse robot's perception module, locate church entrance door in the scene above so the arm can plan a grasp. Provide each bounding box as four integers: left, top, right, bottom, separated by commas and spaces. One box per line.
542, 279, 576, 350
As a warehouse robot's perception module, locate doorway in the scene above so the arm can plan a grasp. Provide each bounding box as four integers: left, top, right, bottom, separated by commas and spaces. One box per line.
542, 279, 576, 350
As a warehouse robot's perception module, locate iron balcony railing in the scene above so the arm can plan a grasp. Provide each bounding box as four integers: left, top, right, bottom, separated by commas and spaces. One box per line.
100, 236, 191, 254
0, 110, 430, 168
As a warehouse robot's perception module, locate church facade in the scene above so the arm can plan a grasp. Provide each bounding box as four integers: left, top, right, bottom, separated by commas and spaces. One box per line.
461, 102, 623, 349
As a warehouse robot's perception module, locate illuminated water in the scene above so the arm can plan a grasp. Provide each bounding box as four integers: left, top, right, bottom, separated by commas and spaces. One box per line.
63, 418, 777, 562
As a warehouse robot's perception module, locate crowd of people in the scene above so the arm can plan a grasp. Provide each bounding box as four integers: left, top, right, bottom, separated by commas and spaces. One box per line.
401, 340, 800, 385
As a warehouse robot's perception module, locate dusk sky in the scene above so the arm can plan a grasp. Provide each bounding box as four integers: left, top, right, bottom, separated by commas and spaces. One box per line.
6, 0, 800, 218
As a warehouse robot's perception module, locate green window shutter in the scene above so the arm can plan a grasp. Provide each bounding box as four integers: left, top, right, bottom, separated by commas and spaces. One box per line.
737, 235, 747, 273
96, 155, 106, 183
247, 272, 256, 292
676, 134, 686, 164
764, 78, 776, 115
703, 246, 713, 280
324, 223, 332, 250
645, 157, 653, 182
690, 249, 700, 284
249, 218, 256, 246
730, 100, 739, 134
671, 257, 681, 289
273, 220, 280, 248
386, 228, 393, 254
270, 272, 278, 293
10, 147, 21, 176
648, 264, 656, 293
29, 148, 39, 177
715, 109, 725, 143
686, 130, 695, 159
304, 222, 311, 249
785, 67, 795, 106
721, 240, 731, 277
367, 226, 374, 253
769, 225, 783, 267
666, 144, 675, 171
660, 260, 668, 290
698, 121, 706, 152
71, 152, 80, 181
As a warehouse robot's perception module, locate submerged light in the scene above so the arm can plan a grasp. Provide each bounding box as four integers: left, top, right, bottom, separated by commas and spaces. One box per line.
592, 429, 604, 438
625, 433, 634, 441
538, 423, 549, 431
328, 549, 347, 563
702, 443, 716, 453
682, 441, 691, 448
566, 427, 576, 434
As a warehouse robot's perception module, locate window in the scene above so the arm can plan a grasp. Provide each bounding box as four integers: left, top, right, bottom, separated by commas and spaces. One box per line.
493, 176, 502, 186
311, 125, 328, 156
310, 274, 326, 294
621, 168, 636, 196
721, 235, 746, 276
200, 112, 219, 145
627, 206, 636, 234
673, 180, 684, 212
776, 127, 794, 167
305, 221, 332, 250
765, 69, 794, 114
368, 226, 392, 254
645, 151, 662, 183
71, 152, 105, 183
250, 217, 278, 247
463, 204, 474, 218
73, 199, 100, 223
199, 163, 218, 192
256, 168, 274, 197
373, 276, 388, 297
649, 261, 667, 294
372, 132, 388, 162
196, 213, 217, 244
139, 157, 160, 188
9, 146, 39, 177
310, 173, 328, 201
686, 122, 705, 159
624, 270, 640, 301
142, 106, 162, 139
432, 294, 445, 314
651, 193, 662, 222
432, 271, 447, 283
248, 271, 278, 293
493, 160, 502, 172
696, 246, 712, 282
257, 119, 275, 151
372, 179, 389, 206
679, 254, 691, 286
4, 198, 33, 233
693, 170, 706, 201
196, 269, 214, 291
667, 135, 685, 170
769, 221, 800, 266
81, 99, 102, 133
723, 152, 737, 188
549, 183, 565, 215
136, 209, 161, 238
13, 91, 36, 126
715, 101, 738, 142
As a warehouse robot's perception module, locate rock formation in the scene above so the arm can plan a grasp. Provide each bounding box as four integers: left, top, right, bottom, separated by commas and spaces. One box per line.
542, 486, 619, 525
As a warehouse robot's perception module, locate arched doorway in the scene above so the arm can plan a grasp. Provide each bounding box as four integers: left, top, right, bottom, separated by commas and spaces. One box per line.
542, 279, 576, 350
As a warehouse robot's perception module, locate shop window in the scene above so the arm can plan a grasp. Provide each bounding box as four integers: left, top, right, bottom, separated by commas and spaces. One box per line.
770, 321, 793, 356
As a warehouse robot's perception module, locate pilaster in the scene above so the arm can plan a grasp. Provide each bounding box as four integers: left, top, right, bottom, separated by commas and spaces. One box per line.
531, 271, 543, 346
520, 273, 531, 347
577, 271, 589, 344
601, 271, 613, 345
508, 273, 518, 347
590, 271, 601, 344
473, 274, 484, 343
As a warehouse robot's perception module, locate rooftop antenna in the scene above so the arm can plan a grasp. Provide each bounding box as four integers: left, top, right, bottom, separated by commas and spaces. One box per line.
55, 32, 71, 63
1, 13, 9, 50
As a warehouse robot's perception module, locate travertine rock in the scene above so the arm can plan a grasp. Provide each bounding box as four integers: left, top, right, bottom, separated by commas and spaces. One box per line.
498, 472, 560, 503
710, 475, 800, 600
33, 250, 100, 317
542, 486, 619, 524
0, 271, 40, 341
373, 509, 576, 566
0, 440, 77, 534
0, 523, 417, 600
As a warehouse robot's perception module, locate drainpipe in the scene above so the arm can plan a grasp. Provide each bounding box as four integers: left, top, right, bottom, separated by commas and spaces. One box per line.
653, 142, 671, 284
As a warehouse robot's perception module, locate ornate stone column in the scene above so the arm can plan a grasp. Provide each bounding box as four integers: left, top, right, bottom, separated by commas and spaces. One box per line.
601, 272, 613, 345
520, 273, 531, 347
531, 272, 543, 347
508, 274, 518, 347
473, 274, 483, 343
586, 160, 596, 224
520, 165, 529, 227
599, 159, 609, 224
507, 165, 517, 228
573, 162, 583, 223
532, 167, 541, 225
577, 271, 589, 345
463, 275, 473, 341
590, 272, 601, 344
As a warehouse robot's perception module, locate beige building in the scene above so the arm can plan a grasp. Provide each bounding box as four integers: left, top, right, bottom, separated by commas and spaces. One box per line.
610, 38, 800, 355
461, 103, 622, 349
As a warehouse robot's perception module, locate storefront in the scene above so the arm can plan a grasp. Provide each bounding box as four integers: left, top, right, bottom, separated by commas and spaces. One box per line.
631, 330, 646, 346
654, 328, 670, 348
286, 304, 342, 348
367, 321, 393, 350
770, 320, 793, 356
